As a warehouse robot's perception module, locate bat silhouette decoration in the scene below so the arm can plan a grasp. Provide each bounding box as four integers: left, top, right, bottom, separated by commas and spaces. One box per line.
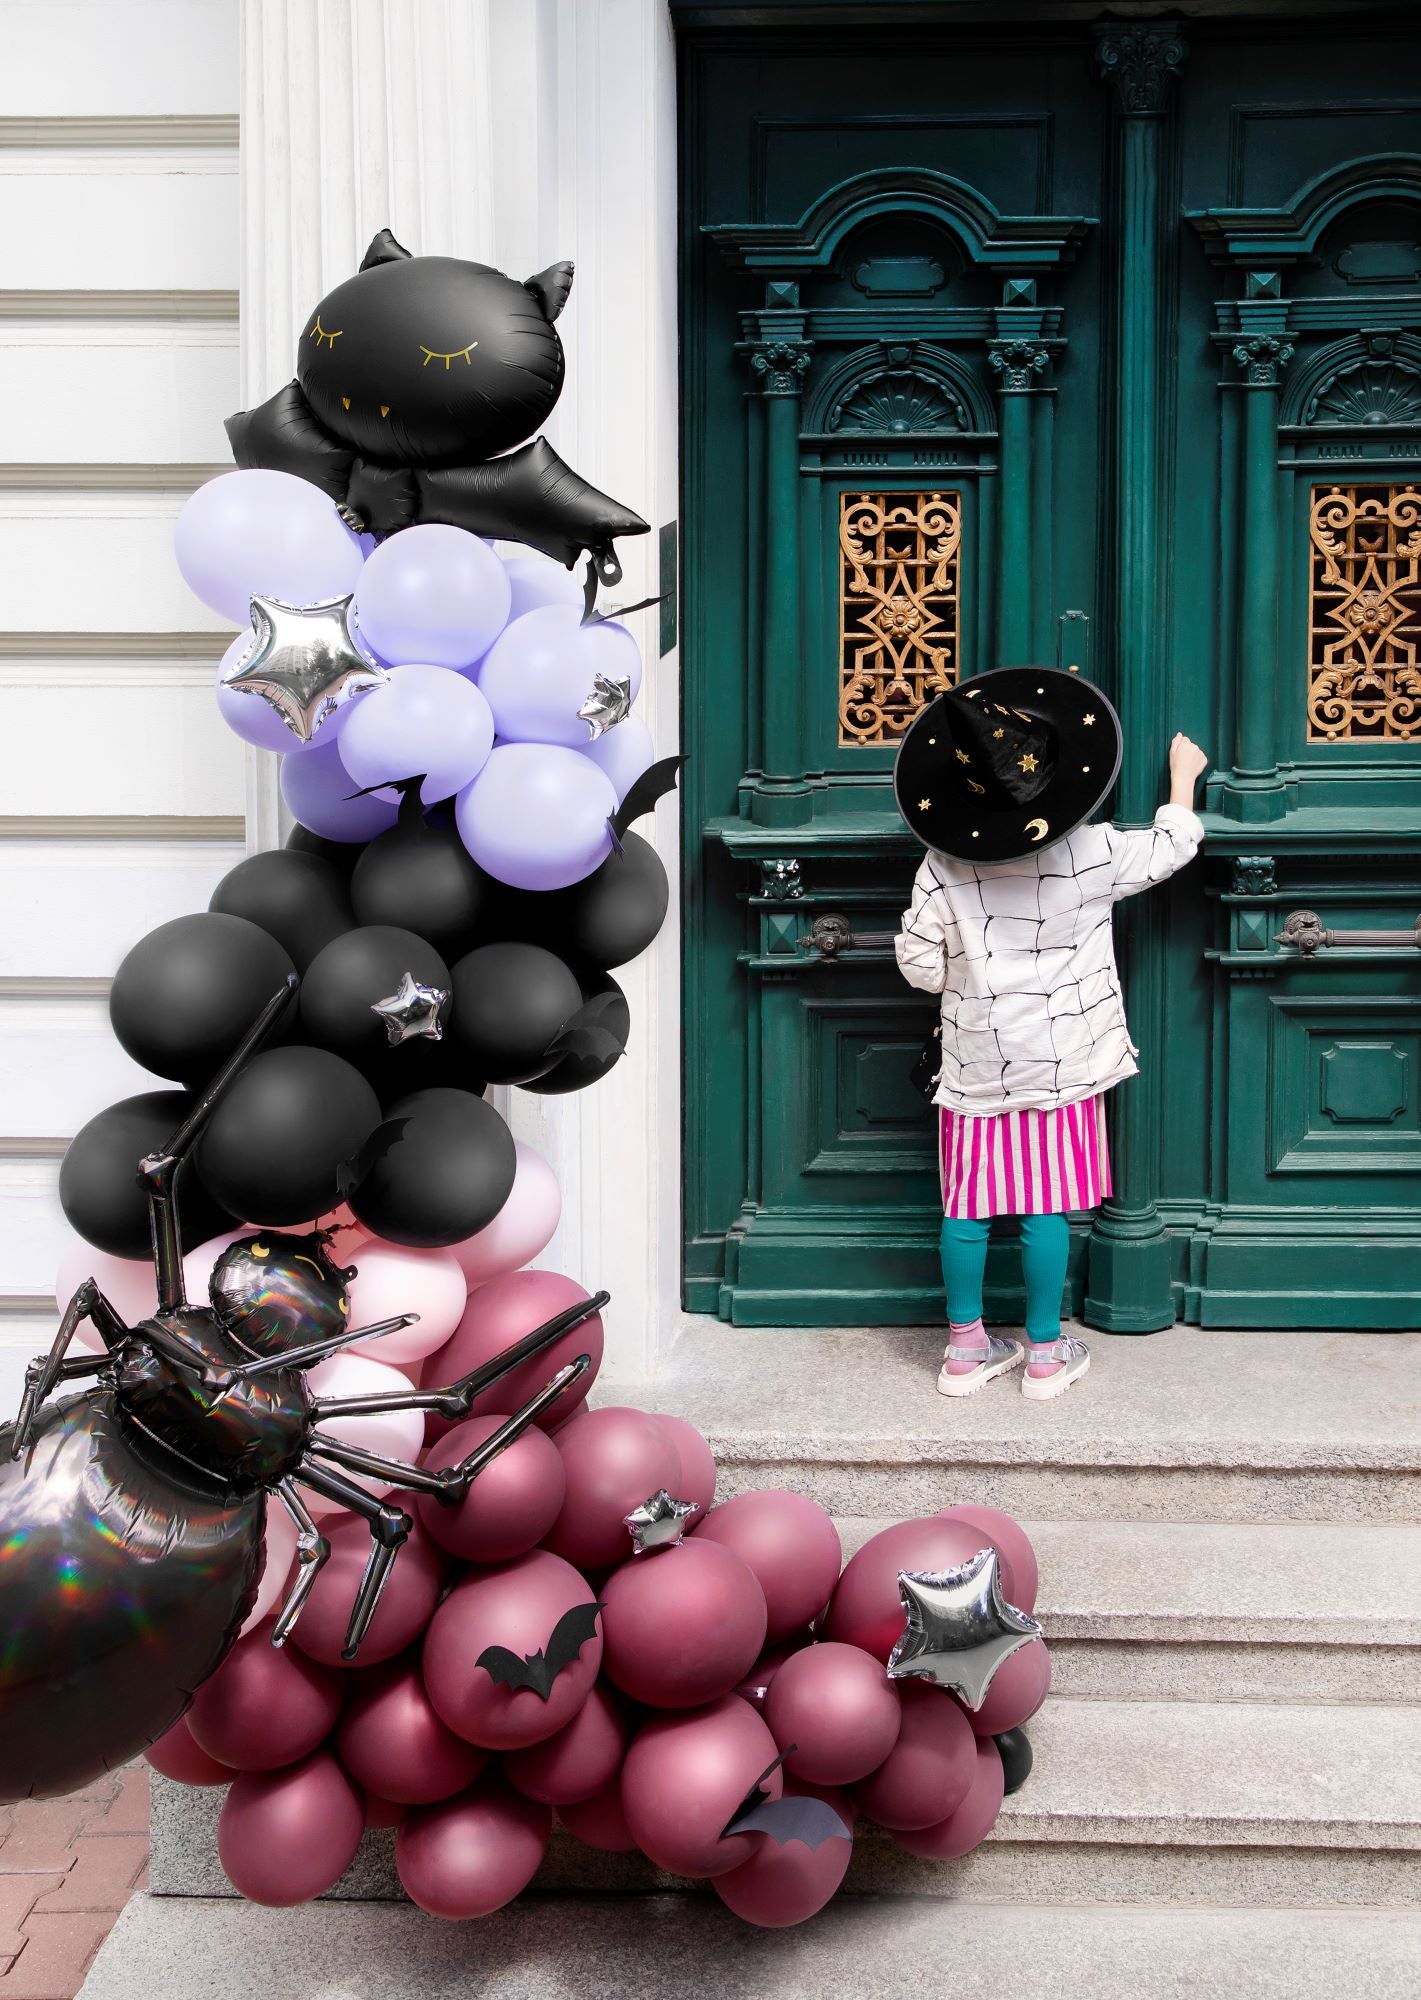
475, 1599, 606, 1701
719, 1747, 853, 1850
607, 755, 687, 855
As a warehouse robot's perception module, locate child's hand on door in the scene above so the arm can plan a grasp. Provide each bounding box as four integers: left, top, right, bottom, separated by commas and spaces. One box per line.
1168, 732, 1208, 805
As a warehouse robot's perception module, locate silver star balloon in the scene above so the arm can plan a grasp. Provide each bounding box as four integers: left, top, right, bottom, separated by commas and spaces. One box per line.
224, 594, 384, 743
624, 1488, 699, 1555
577, 670, 633, 741
370, 971, 449, 1046
887, 1547, 1043, 1710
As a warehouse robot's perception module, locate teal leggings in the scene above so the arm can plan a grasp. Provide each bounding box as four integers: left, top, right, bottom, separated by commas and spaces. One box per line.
940, 1213, 1070, 1344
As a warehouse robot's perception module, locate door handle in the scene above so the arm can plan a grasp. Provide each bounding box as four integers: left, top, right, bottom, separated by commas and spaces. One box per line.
796, 914, 898, 960
1275, 908, 1421, 955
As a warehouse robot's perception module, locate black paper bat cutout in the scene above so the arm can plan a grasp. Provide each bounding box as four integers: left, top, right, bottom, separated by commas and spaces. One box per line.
720, 1747, 852, 1850
542, 993, 627, 1069
607, 755, 687, 854
475, 1599, 605, 1701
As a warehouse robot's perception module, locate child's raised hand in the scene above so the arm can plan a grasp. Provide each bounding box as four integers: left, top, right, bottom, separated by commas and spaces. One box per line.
1168, 732, 1209, 793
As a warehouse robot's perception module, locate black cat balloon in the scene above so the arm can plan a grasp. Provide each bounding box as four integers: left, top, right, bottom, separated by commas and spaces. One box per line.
226, 229, 648, 582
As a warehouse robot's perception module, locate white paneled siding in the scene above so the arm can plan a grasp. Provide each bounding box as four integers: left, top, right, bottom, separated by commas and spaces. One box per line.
0, 1, 243, 1404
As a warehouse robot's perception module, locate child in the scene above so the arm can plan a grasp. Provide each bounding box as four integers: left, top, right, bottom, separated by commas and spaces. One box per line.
892, 667, 1207, 1401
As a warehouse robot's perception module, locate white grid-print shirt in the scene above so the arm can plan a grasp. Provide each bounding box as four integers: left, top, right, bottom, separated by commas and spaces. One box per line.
895, 806, 1205, 1117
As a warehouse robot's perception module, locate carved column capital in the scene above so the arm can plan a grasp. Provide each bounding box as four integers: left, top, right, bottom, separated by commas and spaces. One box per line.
757, 857, 804, 901
1094, 23, 1189, 115
747, 337, 813, 397
1231, 855, 1277, 897
988, 338, 1051, 392
1230, 333, 1295, 387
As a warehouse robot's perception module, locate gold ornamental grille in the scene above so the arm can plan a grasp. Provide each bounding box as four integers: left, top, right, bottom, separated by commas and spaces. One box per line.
1308, 483, 1421, 742
838, 490, 962, 747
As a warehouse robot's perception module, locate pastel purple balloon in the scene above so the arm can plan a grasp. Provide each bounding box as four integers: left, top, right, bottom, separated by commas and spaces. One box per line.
338, 663, 495, 805
176, 469, 364, 625
502, 552, 585, 622
478, 605, 643, 747
353, 524, 511, 668
215, 635, 300, 751
580, 711, 655, 802
281, 735, 400, 843
456, 742, 616, 891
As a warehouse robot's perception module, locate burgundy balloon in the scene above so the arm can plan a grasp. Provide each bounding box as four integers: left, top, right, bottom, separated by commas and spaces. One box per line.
503, 1681, 632, 1805
396, 1774, 551, 1920
423, 1269, 603, 1439
733, 1633, 813, 1714
600, 1538, 767, 1710
545, 1406, 681, 1570
557, 1774, 639, 1852
289, 1515, 447, 1669
939, 1503, 1039, 1614
423, 1549, 602, 1750
892, 1736, 1005, 1859
145, 1717, 234, 1787
620, 1695, 783, 1879
849, 1680, 977, 1831
967, 1635, 1051, 1736
696, 1490, 843, 1642
365, 1794, 405, 1829
655, 1412, 716, 1514
823, 1517, 994, 1663
187, 1621, 343, 1771
335, 1655, 487, 1804
218, 1751, 366, 1906
712, 1780, 854, 1928
415, 1412, 566, 1561
763, 1641, 902, 1786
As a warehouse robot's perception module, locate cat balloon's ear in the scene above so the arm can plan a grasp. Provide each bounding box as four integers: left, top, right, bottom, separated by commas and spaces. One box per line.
524, 261, 574, 323
360, 228, 413, 271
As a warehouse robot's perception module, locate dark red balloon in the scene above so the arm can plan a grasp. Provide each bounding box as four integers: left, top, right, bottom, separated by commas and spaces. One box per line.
187, 1621, 342, 1771
218, 1751, 365, 1906
620, 1696, 782, 1879
850, 1681, 977, 1831
892, 1736, 1005, 1859
289, 1514, 447, 1668
823, 1517, 992, 1663
336, 1654, 487, 1804
396, 1774, 552, 1921
145, 1717, 234, 1788
939, 1504, 1039, 1615
600, 1539, 767, 1711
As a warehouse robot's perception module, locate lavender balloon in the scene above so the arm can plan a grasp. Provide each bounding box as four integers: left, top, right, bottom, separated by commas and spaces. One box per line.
338, 663, 495, 805
281, 735, 400, 843
456, 742, 616, 891
175, 470, 364, 625
477, 605, 643, 747
580, 711, 655, 802
214, 634, 310, 753
353, 524, 511, 669
502, 552, 585, 622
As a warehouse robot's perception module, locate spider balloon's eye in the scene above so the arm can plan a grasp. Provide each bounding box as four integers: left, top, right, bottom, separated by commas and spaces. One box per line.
250, 1243, 270, 1261
419, 338, 478, 370
309, 315, 343, 350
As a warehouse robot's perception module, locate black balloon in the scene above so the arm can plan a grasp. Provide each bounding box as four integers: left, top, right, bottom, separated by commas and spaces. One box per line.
351, 810, 492, 955
196, 1046, 381, 1225
995, 1728, 1034, 1795
448, 942, 582, 1085
363, 1034, 486, 1111
207, 1229, 354, 1357
59, 1090, 237, 1260
209, 849, 354, 974
109, 914, 296, 1086
521, 973, 630, 1097
531, 831, 669, 970
346, 1087, 516, 1248
300, 925, 452, 1067
285, 823, 361, 875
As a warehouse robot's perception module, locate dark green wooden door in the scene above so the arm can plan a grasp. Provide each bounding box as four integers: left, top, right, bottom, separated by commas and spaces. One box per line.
677, 3, 1421, 1331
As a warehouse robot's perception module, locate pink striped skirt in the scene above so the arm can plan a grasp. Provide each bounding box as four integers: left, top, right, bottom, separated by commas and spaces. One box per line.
938, 1095, 1112, 1219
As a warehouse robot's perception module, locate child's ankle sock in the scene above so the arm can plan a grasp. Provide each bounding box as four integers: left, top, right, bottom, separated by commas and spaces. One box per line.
1026, 1338, 1064, 1378
945, 1318, 988, 1375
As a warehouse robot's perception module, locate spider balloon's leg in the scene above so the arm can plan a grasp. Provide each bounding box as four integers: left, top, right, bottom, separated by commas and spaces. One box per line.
305, 1433, 455, 1497
139, 974, 298, 1314
228, 1314, 419, 1382
293, 1457, 411, 1661
9, 1280, 127, 1457
269, 1482, 330, 1648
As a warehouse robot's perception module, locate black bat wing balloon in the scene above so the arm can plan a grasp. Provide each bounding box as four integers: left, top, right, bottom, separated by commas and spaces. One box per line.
475, 1600, 605, 1701
607, 755, 687, 854
720, 1748, 852, 1850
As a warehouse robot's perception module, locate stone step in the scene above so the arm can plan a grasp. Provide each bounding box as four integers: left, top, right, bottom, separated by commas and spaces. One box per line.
79, 1891, 1421, 2000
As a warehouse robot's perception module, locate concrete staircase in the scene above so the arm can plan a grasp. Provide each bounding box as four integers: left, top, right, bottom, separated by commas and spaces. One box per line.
81, 1323, 1421, 1998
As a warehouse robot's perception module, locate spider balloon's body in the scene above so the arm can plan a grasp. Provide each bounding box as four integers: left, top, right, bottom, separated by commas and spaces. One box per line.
226, 230, 648, 582
0, 977, 603, 1802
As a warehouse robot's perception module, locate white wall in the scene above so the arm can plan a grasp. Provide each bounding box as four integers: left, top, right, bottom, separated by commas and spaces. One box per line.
0, 0, 245, 1403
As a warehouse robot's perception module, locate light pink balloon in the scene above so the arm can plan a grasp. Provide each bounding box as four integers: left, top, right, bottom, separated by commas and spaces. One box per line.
823, 1518, 995, 1663
449, 1142, 561, 1286
763, 1642, 901, 1786
503, 1682, 631, 1806
557, 1774, 639, 1852
237, 1500, 299, 1638
415, 1413, 565, 1562
218, 1751, 366, 1905
545, 1406, 681, 1571
423, 1550, 602, 1750
397, 1775, 551, 1920
967, 1636, 1051, 1736
712, 1779, 854, 1928
656, 1413, 717, 1514
850, 1680, 977, 1831
600, 1539, 767, 1711
290, 1514, 447, 1668
696, 1490, 842, 1642
55, 1239, 157, 1348
939, 1504, 1039, 1615
336, 1655, 487, 1805
188, 1620, 343, 1771
313, 1205, 370, 1268
422, 1269, 603, 1439
303, 1351, 425, 1517
892, 1736, 1005, 1859
620, 1695, 781, 1878
346, 1241, 467, 1365
145, 1717, 234, 1788
179, 1227, 260, 1311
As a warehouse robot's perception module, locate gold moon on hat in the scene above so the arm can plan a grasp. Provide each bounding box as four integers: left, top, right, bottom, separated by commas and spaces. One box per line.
1025, 817, 1050, 843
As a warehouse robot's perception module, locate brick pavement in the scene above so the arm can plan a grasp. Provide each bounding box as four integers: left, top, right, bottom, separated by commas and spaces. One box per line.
0, 1768, 150, 2000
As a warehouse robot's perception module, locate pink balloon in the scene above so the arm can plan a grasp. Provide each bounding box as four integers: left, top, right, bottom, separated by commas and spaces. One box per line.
712, 1780, 854, 1927
218, 1751, 365, 1905
145, 1717, 234, 1788
655, 1413, 717, 1514
893, 1736, 1005, 1859
346, 1242, 467, 1366
733, 1634, 814, 1714
449, 1142, 561, 1286
238, 1500, 299, 1639
696, 1491, 842, 1642
415, 1412, 566, 1561
763, 1642, 901, 1786
823, 1518, 994, 1663
557, 1774, 639, 1852
55, 1239, 157, 1348
939, 1504, 1039, 1615
968, 1636, 1051, 1736
423, 1550, 602, 1750
397, 1775, 551, 1920
600, 1539, 767, 1711
302, 1351, 426, 1517
290, 1514, 447, 1668
336, 1655, 487, 1804
423, 1269, 603, 1439
503, 1682, 631, 1806
850, 1681, 977, 1830
187, 1621, 343, 1771
620, 1696, 781, 1878
545, 1407, 681, 1571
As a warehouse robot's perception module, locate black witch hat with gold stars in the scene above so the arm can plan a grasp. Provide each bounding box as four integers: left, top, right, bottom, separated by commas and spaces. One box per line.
893, 666, 1122, 863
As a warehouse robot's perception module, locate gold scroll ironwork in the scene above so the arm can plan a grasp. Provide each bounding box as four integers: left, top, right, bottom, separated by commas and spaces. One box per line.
1308, 483, 1421, 741
839, 490, 962, 747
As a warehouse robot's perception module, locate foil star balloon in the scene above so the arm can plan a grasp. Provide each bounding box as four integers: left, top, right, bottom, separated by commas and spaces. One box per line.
224, 594, 384, 743
370, 971, 449, 1045
887, 1547, 1042, 1710
624, 1488, 699, 1555
577, 671, 633, 741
